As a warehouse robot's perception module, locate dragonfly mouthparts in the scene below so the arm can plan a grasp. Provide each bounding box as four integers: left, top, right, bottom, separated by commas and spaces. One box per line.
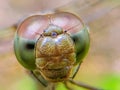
40, 66, 72, 82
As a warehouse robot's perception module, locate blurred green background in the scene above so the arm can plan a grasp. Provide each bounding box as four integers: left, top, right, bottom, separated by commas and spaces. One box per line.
0, 0, 120, 90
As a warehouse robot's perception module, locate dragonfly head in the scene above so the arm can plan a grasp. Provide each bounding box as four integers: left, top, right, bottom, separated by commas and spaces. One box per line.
14, 12, 90, 82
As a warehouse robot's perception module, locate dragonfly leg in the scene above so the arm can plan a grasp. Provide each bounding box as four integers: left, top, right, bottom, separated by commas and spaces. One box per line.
68, 79, 104, 90
64, 82, 74, 90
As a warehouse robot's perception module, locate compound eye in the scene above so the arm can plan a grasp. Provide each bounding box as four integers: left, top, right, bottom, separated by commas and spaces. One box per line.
14, 15, 49, 70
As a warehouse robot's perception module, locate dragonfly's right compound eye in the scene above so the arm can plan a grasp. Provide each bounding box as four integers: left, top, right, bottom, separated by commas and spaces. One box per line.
14, 34, 36, 70
14, 15, 49, 70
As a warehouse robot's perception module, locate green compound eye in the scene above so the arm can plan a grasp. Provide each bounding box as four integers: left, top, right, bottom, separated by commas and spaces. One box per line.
71, 26, 90, 64
14, 12, 90, 81
14, 34, 36, 70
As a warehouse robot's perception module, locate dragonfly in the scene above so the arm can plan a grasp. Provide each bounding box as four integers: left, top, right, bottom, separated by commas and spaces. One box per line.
0, 0, 120, 90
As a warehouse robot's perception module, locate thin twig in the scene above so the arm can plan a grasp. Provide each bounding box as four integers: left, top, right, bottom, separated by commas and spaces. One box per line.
69, 79, 104, 90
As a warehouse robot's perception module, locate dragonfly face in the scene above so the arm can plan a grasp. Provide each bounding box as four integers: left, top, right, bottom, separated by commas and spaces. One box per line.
35, 24, 76, 81
14, 12, 90, 83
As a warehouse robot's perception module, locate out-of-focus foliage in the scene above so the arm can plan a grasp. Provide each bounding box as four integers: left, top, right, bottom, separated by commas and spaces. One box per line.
101, 74, 120, 90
